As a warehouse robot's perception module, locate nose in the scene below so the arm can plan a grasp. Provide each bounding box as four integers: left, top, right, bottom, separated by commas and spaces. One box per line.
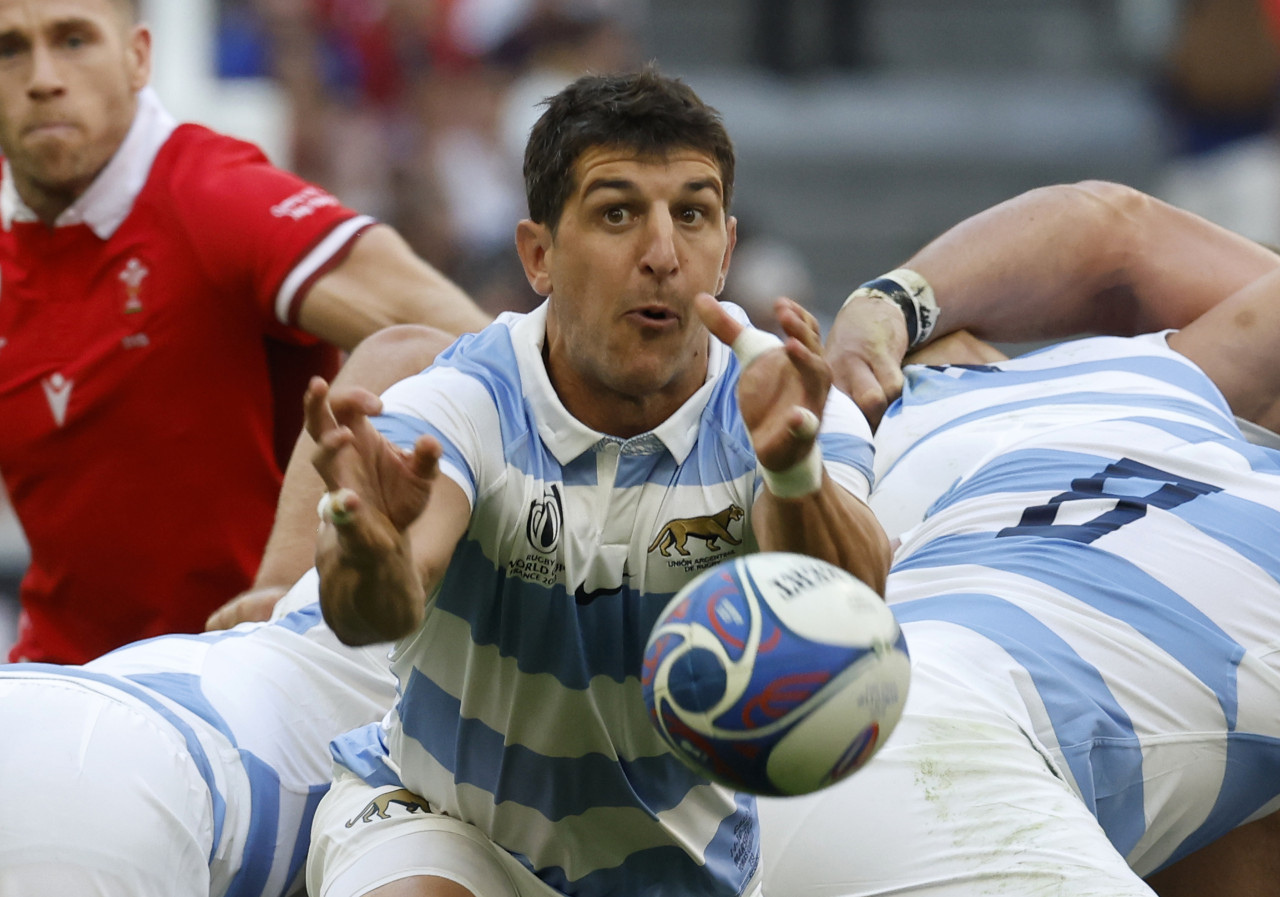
28, 43, 65, 99
639, 209, 679, 278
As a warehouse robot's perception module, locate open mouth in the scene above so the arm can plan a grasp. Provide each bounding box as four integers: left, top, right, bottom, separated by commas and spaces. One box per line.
634, 307, 676, 322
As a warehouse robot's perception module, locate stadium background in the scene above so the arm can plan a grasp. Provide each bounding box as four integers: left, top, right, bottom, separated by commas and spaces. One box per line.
3, 0, 1277, 655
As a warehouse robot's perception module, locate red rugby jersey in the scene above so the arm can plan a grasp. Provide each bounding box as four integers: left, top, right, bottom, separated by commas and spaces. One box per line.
0, 106, 371, 663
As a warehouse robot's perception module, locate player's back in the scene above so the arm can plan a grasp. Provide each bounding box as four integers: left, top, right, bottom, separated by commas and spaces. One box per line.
875, 332, 1280, 874
0, 570, 396, 897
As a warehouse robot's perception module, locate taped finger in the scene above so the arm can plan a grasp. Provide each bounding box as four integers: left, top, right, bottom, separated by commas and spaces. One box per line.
731, 328, 784, 369
788, 406, 820, 441
317, 488, 358, 526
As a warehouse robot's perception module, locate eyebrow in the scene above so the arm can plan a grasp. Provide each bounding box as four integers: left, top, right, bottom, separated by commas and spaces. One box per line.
0, 15, 100, 41
580, 176, 724, 201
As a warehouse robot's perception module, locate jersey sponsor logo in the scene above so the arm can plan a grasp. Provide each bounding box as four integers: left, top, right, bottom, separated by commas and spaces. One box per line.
574, 581, 624, 606
344, 788, 428, 827
648, 504, 744, 558
121, 333, 150, 350
119, 257, 149, 314
526, 484, 562, 554
41, 373, 73, 426
271, 186, 340, 221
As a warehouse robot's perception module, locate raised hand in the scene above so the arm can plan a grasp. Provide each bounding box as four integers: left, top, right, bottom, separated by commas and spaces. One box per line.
304, 376, 442, 644
305, 377, 442, 534
694, 292, 830, 474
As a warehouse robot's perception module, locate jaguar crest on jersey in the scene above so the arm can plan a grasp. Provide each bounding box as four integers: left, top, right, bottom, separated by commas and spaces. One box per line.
648, 503, 744, 570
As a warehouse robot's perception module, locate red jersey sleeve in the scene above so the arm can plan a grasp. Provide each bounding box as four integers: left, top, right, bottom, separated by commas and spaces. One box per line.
160, 125, 375, 341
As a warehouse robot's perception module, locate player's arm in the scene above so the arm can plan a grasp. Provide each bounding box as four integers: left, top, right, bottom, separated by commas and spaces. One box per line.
696, 294, 892, 595
1168, 265, 1280, 433
829, 180, 1280, 424
295, 223, 492, 351
207, 325, 457, 629
305, 376, 472, 646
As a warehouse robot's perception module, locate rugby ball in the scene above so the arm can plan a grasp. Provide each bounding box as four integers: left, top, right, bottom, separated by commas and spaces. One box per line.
642, 552, 909, 796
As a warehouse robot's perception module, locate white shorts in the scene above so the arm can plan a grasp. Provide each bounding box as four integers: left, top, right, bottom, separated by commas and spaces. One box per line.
0, 674, 214, 897
310, 765, 767, 897
758, 627, 1158, 897
307, 765, 561, 897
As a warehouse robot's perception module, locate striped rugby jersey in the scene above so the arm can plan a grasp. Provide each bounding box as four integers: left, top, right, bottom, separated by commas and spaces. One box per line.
0, 570, 395, 897
874, 332, 1280, 875
329, 301, 875, 897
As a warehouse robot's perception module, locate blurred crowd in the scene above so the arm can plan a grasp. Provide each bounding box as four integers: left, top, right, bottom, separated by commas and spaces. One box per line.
217, 0, 648, 316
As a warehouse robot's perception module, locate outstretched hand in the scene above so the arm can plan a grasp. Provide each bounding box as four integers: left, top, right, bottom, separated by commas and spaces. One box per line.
694, 292, 830, 473
304, 376, 442, 549
824, 293, 910, 431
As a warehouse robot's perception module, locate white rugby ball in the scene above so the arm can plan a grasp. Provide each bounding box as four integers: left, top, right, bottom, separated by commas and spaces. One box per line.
642, 552, 909, 796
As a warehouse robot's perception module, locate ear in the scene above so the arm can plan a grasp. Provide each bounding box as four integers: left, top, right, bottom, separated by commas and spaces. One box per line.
515, 219, 554, 297
715, 215, 738, 296
126, 25, 152, 92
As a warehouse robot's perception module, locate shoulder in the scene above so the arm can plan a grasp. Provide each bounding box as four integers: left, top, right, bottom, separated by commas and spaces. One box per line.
379, 321, 520, 419
152, 124, 349, 220
153, 123, 272, 183
426, 313, 530, 400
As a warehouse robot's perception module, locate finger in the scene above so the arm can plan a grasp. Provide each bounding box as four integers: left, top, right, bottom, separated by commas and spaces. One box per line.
328, 386, 384, 428
842, 368, 892, 431
310, 425, 356, 490
204, 586, 286, 631
788, 406, 820, 441
303, 376, 335, 442
693, 291, 743, 348
205, 601, 236, 632
776, 298, 822, 352
410, 434, 444, 480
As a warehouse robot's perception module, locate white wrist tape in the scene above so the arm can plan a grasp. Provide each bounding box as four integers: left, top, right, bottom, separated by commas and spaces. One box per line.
731, 327, 783, 369
841, 267, 940, 349
762, 444, 824, 499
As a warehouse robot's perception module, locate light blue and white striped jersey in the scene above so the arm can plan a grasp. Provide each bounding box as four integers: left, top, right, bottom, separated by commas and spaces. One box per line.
874, 333, 1280, 875
330, 301, 875, 897
0, 570, 396, 897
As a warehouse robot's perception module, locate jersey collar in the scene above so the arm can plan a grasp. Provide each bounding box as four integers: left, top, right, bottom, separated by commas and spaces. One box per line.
2, 87, 178, 237
511, 299, 734, 466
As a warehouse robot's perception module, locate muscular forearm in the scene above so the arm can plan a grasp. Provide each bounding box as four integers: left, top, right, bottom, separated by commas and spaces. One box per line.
752, 481, 891, 595
252, 430, 325, 591
1168, 266, 1280, 433
902, 180, 1280, 344
298, 225, 491, 350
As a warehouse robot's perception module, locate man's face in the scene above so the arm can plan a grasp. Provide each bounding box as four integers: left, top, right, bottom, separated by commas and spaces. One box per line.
0, 0, 148, 216
518, 146, 736, 431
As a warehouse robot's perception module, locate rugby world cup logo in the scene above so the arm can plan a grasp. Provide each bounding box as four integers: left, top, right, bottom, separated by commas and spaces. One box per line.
526, 484, 563, 554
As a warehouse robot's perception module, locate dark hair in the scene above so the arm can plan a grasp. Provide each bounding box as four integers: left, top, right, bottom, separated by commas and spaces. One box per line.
523, 66, 736, 230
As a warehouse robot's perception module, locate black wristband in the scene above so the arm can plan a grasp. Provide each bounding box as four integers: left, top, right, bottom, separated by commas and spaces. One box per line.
858, 278, 922, 346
